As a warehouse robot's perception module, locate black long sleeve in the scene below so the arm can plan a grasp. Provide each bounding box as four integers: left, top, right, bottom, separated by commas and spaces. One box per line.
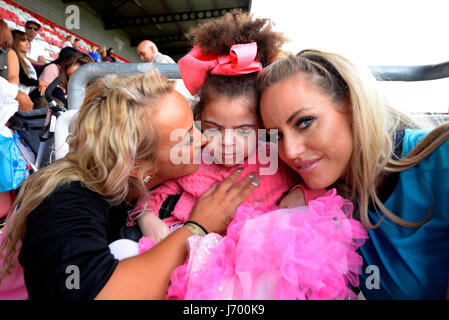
19, 65, 39, 87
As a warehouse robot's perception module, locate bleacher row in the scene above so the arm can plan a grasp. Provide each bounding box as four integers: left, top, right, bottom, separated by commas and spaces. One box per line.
0, 0, 128, 63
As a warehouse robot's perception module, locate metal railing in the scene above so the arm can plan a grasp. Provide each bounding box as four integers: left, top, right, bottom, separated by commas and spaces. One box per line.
369, 61, 449, 82
67, 63, 181, 110
67, 61, 449, 110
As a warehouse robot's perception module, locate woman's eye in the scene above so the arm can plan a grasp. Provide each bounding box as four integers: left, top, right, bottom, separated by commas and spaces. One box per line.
295, 116, 316, 130
204, 128, 220, 133
267, 129, 283, 141
236, 128, 253, 135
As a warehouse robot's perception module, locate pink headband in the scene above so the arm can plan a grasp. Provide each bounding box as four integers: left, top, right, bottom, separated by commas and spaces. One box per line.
178, 42, 263, 95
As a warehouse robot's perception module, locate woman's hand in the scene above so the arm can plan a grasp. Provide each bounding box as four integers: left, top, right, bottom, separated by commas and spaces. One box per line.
38, 80, 50, 96
278, 187, 306, 209
188, 170, 259, 235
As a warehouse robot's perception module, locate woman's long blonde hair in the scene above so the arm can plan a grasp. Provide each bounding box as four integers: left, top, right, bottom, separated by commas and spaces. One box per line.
0, 69, 175, 280
257, 50, 449, 229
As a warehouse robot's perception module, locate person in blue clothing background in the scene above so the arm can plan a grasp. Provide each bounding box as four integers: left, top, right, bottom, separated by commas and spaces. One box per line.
257, 49, 449, 299
88, 45, 102, 63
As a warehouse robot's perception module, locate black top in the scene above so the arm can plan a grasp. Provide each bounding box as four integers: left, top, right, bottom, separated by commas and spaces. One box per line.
18, 181, 128, 300
19, 65, 39, 87
0, 47, 10, 80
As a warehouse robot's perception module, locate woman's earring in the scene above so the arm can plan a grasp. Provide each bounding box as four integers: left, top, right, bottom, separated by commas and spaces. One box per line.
144, 175, 152, 183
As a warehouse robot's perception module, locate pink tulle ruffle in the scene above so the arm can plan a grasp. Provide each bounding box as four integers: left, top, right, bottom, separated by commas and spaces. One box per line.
166, 189, 368, 300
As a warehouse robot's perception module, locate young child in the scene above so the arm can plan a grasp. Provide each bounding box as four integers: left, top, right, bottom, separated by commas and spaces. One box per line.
126, 10, 299, 245
128, 11, 368, 300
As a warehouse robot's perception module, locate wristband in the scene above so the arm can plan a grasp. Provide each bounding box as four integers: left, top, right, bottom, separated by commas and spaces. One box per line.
184, 220, 208, 236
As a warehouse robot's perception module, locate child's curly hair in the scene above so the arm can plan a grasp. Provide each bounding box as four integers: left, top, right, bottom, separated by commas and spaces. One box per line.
187, 9, 287, 67
188, 10, 287, 118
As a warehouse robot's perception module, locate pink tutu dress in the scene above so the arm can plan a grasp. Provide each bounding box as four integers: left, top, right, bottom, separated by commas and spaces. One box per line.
166, 189, 368, 300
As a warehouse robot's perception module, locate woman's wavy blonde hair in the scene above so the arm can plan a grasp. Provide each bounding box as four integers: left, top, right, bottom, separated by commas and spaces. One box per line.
257, 50, 449, 229
0, 68, 175, 280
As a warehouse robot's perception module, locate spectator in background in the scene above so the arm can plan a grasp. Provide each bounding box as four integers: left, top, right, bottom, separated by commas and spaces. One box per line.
29, 46, 78, 104
137, 40, 192, 101
12, 30, 48, 111
137, 40, 192, 100
89, 45, 101, 63
0, 19, 27, 111
137, 40, 175, 64
59, 51, 94, 91
98, 46, 107, 62
73, 38, 81, 50
0, 18, 18, 83
24, 18, 46, 66
31, 51, 94, 109
106, 47, 116, 63
62, 35, 74, 48
39, 47, 79, 84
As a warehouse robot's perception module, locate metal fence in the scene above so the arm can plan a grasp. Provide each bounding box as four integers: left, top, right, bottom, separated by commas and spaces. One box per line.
67, 61, 449, 111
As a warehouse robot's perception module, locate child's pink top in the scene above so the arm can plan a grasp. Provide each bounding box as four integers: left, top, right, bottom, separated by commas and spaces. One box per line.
127, 142, 326, 227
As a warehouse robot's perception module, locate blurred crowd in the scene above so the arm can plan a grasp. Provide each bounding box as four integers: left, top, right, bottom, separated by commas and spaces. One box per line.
0, 17, 116, 111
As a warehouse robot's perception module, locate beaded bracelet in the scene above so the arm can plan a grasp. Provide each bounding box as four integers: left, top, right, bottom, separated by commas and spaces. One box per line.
184, 220, 208, 236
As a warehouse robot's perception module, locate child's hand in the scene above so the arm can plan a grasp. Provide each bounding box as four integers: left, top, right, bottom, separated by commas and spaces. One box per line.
137, 211, 170, 243
279, 187, 306, 209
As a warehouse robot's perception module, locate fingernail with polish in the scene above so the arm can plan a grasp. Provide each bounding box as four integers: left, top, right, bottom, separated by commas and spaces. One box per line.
251, 177, 260, 186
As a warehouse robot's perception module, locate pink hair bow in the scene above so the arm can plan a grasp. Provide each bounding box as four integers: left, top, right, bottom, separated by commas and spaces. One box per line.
178, 42, 263, 95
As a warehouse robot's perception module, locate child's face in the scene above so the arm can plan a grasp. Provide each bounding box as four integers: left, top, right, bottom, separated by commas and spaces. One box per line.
200, 95, 260, 166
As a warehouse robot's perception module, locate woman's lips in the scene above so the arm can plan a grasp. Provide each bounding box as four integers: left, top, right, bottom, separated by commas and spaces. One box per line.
295, 158, 321, 174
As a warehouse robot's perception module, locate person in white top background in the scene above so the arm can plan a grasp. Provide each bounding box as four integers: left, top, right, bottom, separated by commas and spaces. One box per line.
136, 40, 193, 103
24, 18, 46, 66
62, 35, 74, 48
136, 40, 175, 64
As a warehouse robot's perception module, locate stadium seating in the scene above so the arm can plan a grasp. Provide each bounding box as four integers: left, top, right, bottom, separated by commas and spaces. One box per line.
0, 0, 128, 63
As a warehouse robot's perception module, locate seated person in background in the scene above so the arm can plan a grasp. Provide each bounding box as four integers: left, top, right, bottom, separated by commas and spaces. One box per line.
98, 46, 107, 62
0, 19, 32, 111
62, 35, 74, 48
29, 47, 78, 103
12, 30, 48, 111
105, 48, 116, 63
88, 45, 101, 63
73, 38, 80, 50
137, 40, 175, 64
59, 51, 94, 91
39, 47, 79, 84
31, 51, 94, 109
0, 18, 15, 82
24, 18, 46, 66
